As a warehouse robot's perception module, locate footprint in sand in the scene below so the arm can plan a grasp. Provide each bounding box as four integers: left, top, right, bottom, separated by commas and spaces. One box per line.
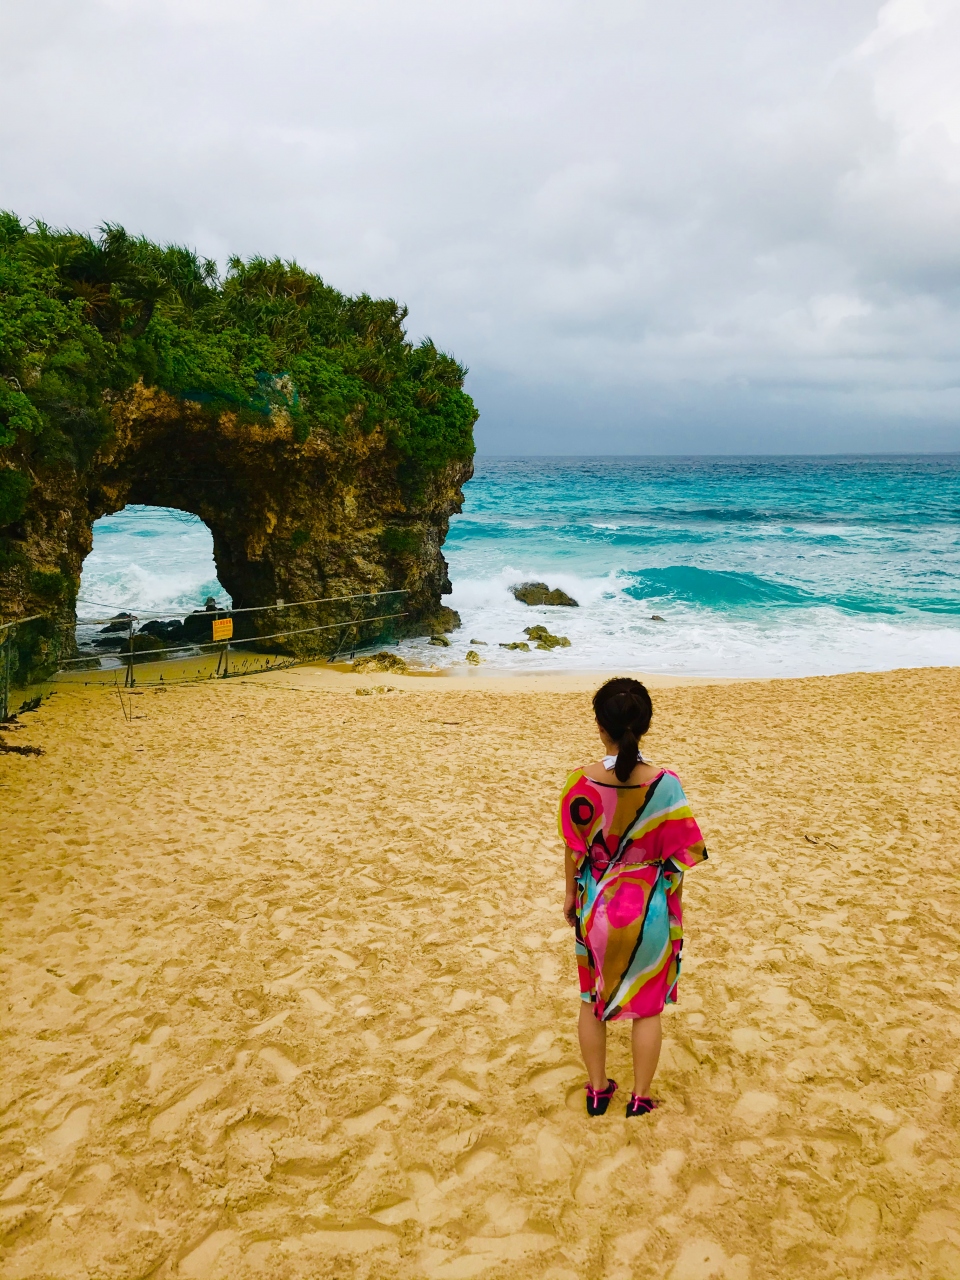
683, 1177, 721, 1216
45, 1105, 92, 1152
249, 1010, 291, 1036
535, 1129, 573, 1181
660, 1037, 700, 1073
576, 1148, 638, 1205
342, 1105, 395, 1136
529, 1064, 580, 1097
56, 1162, 114, 1216
285, 1226, 399, 1255
298, 987, 335, 1015
729, 1027, 769, 1054
395, 1025, 437, 1052
839, 1195, 880, 1256
649, 1149, 685, 1197
440, 1071, 483, 1103
884, 1124, 924, 1171
732, 1091, 779, 1127
447, 988, 478, 1013
606, 1228, 652, 1277
668, 1238, 750, 1280
178, 1228, 239, 1279
1, 1169, 45, 1203
258, 1047, 301, 1084
456, 1142, 501, 1180
150, 1078, 223, 1139
525, 1030, 556, 1059
454, 1231, 556, 1269
130, 1023, 172, 1064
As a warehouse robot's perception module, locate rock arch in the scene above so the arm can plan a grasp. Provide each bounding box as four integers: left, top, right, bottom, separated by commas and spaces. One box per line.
5, 383, 470, 678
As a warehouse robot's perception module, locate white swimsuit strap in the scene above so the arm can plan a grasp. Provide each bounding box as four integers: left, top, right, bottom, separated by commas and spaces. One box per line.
602, 750, 647, 771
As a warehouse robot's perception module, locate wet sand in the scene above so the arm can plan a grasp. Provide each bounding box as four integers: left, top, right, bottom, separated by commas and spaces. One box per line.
2, 665, 959, 1279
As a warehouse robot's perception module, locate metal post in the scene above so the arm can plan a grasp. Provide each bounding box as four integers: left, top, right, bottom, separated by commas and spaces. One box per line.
125, 615, 135, 688
223, 640, 229, 678
2, 630, 10, 722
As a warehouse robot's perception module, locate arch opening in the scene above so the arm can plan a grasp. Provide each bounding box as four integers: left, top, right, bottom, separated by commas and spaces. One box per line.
75, 504, 232, 664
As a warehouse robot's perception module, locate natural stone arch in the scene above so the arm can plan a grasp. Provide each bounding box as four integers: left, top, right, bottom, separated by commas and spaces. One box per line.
0, 218, 477, 682
7, 383, 470, 677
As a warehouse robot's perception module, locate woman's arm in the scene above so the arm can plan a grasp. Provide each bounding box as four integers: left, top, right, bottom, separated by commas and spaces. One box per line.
563, 846, 578, 926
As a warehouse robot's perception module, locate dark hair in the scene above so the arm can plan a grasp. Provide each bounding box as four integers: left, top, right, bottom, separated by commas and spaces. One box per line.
593, 677, 653, 782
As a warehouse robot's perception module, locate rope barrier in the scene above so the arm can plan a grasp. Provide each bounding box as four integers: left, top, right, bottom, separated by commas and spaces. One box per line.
74, 588, 406, 625
0, 614, 45, 633
58, 611, 409, 665
2, 589, 413, 704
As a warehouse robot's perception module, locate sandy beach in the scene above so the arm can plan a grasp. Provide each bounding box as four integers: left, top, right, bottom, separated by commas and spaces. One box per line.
2, 664, 960, 1280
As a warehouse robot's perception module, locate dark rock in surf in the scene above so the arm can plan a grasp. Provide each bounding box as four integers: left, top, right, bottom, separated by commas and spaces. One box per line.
511, 582, 578, 607
139, 619, 186, 643
99, 612, 134, 633
523, 625, 571, 650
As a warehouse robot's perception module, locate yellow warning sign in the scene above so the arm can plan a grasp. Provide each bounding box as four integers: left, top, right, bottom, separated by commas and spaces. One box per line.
212, 617, 233, 642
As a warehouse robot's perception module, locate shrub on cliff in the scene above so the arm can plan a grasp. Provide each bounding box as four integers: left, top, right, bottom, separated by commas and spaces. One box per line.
0, 213, 477, 503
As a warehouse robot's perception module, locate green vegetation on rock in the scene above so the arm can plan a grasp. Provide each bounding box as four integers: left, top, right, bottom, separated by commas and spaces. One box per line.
0, 215, 477, 684
0, 212, 476, 497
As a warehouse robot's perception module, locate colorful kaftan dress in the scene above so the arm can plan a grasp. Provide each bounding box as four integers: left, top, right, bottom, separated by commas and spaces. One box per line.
558, 768, 707, 1021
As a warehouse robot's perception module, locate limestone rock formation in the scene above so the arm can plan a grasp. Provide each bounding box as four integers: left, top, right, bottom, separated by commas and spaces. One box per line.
0, 218, 477, 681
2, 383, 470, 675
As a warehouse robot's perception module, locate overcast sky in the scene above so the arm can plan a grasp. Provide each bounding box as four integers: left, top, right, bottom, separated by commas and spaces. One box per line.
3, 0, 959, 453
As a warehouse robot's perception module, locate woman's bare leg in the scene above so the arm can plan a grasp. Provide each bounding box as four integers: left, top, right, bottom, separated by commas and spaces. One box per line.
578, 1003, 608, 1089
631, 1015, 662, 1095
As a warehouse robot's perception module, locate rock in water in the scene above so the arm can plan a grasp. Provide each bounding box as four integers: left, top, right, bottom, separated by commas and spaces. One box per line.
139, 619, 186, 642
428, 635, 451, 647
99, 612, 135, 634
181, 610, 232, 644
500, 641, 531, 651
511, 582, 578, 607
523, 625, 571, 649
352, 651, 408, 673
465, 649, 482, 664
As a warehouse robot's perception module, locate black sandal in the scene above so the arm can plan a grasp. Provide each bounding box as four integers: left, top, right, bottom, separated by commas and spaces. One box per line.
585, 1078, 618, 1116
625, 1093, 660, 1117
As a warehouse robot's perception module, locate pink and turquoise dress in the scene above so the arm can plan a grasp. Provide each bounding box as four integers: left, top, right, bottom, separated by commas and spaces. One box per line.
558, 767, 707, 1021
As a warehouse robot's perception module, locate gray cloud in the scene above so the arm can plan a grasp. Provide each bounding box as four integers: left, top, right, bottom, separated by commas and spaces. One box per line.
2, 0, 958, 452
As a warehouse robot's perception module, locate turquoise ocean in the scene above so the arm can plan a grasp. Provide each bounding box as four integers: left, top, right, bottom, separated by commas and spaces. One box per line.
79, 455, 960, 678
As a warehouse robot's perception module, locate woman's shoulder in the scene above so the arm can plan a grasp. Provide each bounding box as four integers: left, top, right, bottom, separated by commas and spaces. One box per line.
561, 767, 592, 793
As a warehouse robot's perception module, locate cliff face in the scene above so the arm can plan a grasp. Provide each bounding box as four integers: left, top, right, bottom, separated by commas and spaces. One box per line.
2, 383, 471, 679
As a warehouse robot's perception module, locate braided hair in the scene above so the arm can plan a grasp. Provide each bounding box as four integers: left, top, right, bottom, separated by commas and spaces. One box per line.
592, 677, 653, 782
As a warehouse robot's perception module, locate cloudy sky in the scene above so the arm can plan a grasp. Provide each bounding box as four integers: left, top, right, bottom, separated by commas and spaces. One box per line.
3, 0, 959, 453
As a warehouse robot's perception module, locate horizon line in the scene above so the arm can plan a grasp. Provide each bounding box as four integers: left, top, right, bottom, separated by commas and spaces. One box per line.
471, 450, 960, 460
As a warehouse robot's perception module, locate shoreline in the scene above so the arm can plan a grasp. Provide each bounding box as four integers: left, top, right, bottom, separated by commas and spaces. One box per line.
42, 656, 959, 699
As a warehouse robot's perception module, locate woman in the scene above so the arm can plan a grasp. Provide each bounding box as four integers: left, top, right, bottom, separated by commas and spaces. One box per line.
558, 677, 707, 1117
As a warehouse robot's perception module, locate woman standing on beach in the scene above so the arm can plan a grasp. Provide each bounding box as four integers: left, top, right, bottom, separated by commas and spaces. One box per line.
559, 678, 707, 1117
